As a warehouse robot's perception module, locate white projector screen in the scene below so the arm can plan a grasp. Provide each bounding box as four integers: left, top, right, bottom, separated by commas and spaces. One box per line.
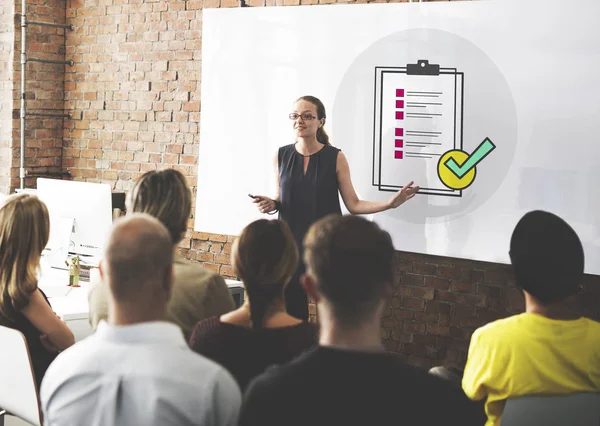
196, 0, 600, 275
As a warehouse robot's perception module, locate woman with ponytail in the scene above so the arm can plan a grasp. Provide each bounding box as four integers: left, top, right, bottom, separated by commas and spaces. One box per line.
189, 219, 317, 390
252, 95, 420, 320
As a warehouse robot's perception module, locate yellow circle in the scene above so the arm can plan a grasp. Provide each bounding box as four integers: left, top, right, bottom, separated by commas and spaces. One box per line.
437, 150, 476, 190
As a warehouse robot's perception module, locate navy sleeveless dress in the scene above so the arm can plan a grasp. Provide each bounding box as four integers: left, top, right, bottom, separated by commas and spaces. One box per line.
278, 143, 342, 320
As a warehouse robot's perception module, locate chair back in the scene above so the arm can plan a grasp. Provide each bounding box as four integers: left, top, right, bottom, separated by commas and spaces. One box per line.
500, 393, 600, 426
0, 325, 42, 426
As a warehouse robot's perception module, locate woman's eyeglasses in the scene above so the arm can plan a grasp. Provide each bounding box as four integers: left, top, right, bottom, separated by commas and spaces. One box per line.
289, 113, 317, 121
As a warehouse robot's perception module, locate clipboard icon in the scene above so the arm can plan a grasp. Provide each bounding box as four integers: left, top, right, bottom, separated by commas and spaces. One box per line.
373, 60, 465, 197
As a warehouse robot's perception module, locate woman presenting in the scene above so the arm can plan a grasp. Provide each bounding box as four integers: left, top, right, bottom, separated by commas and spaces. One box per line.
253, 95, 419, 320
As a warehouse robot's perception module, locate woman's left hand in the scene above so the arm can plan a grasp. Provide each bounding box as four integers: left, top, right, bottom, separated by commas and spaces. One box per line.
388, 181, 420, 209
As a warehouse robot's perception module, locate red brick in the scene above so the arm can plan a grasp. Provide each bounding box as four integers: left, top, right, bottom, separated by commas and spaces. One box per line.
437, 266, 463, 280
425, 301, 451, 315
402, 297, 425, 311
395, 261, 413, 273
401, 273, 424, 287
452, 304, 478, 319
478, 284, 503, 299
412, 287, 434, 300
445, 291, 486, 307
450, 280, 475, 293
392, 330, 411, 343
196, 253, 215, 263
214, 254, 231, 265
403, 322, 426, 334
403, 343, 426, 356
209, 243, 224, 254
219, 265, 235, 277
425, 276, 450, 290
426, 324, 450, 337
413, 262, 437, 276
391, 309, 414, 320
203, 264, 220, 273
413, 312, 438, 324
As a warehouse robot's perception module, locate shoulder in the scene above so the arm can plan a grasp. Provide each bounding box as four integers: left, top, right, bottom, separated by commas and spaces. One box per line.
40, 336, 99, 398
294, 321, 319, 343
189, 316, 223, 346
472, 313, 524, 342
248, 346, 317, 391
174, 258, 225, 288
277, 144, 296, 160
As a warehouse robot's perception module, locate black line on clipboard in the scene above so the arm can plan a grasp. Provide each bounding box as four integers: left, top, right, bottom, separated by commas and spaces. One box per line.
460, 72, 464, 151
372, 67, 378, 187
378, 70, 385, 190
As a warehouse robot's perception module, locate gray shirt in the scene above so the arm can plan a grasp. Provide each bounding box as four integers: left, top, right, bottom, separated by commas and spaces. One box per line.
41, 321, 241, 426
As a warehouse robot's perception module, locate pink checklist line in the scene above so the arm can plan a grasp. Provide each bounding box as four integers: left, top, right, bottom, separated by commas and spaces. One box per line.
395, 89, 404, 159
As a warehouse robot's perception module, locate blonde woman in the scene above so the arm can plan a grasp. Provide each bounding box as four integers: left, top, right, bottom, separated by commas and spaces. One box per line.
189, 219, 317, 390
0, 194, 75, 387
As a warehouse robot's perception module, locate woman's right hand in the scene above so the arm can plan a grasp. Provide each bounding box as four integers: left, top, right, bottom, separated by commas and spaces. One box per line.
252, 196, 276, 214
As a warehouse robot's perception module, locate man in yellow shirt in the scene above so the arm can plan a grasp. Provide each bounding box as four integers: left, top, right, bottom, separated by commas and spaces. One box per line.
462, 210, 600, 426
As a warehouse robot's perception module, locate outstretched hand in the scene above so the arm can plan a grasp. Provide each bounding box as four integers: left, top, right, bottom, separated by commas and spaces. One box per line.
388, 181, 420, 209
252, 195, 277, 214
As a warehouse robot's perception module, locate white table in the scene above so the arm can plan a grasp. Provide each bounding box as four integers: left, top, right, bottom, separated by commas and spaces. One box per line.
38, 262, 244, 342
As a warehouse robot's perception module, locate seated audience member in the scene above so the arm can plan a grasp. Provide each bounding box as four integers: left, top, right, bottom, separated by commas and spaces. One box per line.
88, 169, 235, 340
239, 215, 482, 426
41, 214, 241, 426
189, 219, 317, 390
462, 210, 600, 426
0, 194, 74, 388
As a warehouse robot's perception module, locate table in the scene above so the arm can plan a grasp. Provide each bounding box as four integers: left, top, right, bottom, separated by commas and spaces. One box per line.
38, 262, 244, 341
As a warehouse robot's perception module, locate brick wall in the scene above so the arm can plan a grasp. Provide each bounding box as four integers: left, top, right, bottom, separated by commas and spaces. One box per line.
9, 0, 67, 191
0, 1, 14, 195
6, 0, 599, 370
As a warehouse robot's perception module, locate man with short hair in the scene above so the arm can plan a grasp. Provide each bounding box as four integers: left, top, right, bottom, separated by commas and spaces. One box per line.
240, 214, 482, 426
462, 210, 600, 426
41, 214, 241, 426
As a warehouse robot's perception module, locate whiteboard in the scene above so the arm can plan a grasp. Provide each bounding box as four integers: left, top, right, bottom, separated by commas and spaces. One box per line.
196, 0, 600, 275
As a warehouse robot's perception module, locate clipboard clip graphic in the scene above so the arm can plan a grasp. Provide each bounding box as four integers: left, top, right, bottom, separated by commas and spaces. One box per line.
372, 59, 465, 197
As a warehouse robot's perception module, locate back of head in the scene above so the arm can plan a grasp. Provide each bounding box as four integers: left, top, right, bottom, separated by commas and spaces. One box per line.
0, 194, 50, 322
127, 169, 191, 245
104, 213, 174, 308
303, 215, 395, 326
510, 210, 584, 304
232, 219, 299, 329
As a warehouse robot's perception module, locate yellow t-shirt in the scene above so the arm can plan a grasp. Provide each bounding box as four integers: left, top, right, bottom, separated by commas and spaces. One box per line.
462, 313, 600, 426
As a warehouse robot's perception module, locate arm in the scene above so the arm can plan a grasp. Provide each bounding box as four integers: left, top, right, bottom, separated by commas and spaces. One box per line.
210, 369, 242, 426
337, 152, 419, 215
254, 152, 280, 214
22, 289, 75, 351
462, 328, 490, 402
239, 376, 279, 426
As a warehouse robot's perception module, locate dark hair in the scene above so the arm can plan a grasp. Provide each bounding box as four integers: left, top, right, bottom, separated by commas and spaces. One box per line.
509, 210, 584, 304
127, 169, 192, 245
296, 95, 330, 146
303, 215, 395, 325
232, 220, 299, 329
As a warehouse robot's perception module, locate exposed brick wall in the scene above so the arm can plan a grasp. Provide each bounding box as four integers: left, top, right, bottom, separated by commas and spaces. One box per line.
5, 0, 598, 370
387, 252, 600, 369
0, 1, 14, 195
10, 0, 67, 191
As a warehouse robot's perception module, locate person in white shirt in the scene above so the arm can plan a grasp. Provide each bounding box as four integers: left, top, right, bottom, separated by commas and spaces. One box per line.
40, 213, 241, 426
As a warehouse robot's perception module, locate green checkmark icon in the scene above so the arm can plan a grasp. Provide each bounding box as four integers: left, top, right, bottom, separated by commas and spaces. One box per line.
444, 138, 496, 179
